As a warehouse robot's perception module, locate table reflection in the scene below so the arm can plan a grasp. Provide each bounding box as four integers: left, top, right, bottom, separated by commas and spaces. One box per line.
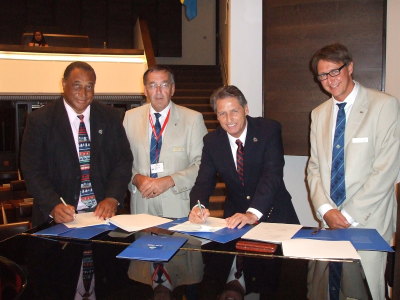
0, 224, 371, 300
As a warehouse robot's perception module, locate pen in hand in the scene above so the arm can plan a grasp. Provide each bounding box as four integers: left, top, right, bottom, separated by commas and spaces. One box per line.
60, 197, 75, 220
197, 200, 205, 223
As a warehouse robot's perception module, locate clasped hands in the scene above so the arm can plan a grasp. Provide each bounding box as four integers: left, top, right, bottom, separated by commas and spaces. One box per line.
51, 197, 119, 224
188, 206, 258, 229
133, 174, 175, 198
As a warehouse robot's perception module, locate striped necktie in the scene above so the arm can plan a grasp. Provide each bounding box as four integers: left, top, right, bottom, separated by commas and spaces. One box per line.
236, 139, 244, 186
77, 115, 97, 209
330, 102, 347, 206
150, 113, 162, 178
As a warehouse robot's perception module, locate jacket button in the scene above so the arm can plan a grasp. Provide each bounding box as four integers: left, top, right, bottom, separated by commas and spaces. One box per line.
246, 196, 251, 200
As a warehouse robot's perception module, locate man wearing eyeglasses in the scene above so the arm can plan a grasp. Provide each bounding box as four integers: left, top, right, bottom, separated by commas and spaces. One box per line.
123, 65, 207, 297
307, 43, 400, 300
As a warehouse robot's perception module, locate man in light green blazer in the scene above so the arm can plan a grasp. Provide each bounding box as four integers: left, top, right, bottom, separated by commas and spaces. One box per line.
123, 65, 207, 218
307, 43, 400, 300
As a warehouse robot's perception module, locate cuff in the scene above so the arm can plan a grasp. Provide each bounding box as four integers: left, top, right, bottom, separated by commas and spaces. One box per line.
246, 208, 262, 220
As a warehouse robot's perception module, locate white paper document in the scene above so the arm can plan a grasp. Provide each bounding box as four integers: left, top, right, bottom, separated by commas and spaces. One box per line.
241, 222, 302, 244
282, 239, 361, 260
64, 212, 108, 228
169, 217, 227, 232
108, 214, 172, 232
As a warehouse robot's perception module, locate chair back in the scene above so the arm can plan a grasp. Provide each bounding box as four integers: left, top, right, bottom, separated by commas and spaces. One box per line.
0, 256, 27, 299
0, 222, 30, 242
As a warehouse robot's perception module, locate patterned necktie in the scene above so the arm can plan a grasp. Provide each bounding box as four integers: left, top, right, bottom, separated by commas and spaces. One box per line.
330, 102, 347, 206
150, 113, 162, 178
77, 115, 97, 209
236, 139, 244, 186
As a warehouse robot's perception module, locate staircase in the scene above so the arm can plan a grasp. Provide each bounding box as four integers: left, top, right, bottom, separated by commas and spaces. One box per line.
165, 65, 225, 217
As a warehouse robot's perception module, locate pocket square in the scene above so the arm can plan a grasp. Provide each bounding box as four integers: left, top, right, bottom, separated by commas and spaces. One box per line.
352, 137, 368, 143
173, 147, 185, 152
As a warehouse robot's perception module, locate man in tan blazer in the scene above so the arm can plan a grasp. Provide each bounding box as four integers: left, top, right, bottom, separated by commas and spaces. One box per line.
123, 65, 207, 298
123, 65, 207, 218
307, 43, 400, 300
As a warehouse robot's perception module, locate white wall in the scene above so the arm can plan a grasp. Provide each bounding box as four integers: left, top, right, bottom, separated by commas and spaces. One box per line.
229, 0, 263, 117
156, 0, 216, 65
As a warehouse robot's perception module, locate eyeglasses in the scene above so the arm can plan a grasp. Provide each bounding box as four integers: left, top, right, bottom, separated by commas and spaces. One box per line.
316, 64, 347, 81
146, 82, 171, 90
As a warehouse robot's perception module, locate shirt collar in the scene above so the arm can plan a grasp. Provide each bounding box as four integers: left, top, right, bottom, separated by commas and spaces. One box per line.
149, 101, 171, 117
227, 122, 248, 147
63, 98, 91, 123
332, 80, 359, 107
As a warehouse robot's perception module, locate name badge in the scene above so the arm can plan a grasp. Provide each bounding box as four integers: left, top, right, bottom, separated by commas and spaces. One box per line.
151, 163, 164, 174
352, 137, 368, 143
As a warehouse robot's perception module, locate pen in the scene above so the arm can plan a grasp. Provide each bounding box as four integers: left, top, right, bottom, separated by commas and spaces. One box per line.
60, 197, 67, 206
197, 200, 205, 222
311, 227, 322, 235
60, 197, 75, 219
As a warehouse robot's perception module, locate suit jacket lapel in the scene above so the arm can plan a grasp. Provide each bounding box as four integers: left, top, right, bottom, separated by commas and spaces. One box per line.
322, 102, 334, 168
217, 127, 238, 183
140, 104, 151, 158
160, 102, 178, 160
55, 99, 79, 162
345, 85, 369, 148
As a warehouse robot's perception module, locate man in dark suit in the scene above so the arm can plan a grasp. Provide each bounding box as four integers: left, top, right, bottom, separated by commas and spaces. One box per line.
20, 61, 133, 299
189, 85, 298, 299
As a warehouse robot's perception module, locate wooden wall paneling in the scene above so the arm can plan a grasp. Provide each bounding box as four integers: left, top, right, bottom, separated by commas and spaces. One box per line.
107, 0, 135, 49
81, 0, 107, 47
263, 0, 385, 155
0, 0, 26, 44
54, 0, 81, 35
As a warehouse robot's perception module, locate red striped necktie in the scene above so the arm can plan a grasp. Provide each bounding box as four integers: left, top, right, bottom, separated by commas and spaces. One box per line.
236, 139, 244, 186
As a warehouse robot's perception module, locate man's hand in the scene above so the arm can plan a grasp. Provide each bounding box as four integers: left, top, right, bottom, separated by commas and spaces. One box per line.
51, 203, 75, 223
323, 209, 351, 229
225, 212, 258, 229
94, 197, 119, 219
133, 174, 174, 198
189, 205, 210, 224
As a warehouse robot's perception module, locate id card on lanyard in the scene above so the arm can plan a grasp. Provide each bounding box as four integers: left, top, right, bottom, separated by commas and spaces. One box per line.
149, 109, 170, 175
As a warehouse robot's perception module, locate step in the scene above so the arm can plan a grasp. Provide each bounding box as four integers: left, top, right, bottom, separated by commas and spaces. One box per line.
172, 96, 210, 104
209, 209, 224, 218
184, 103, 214, 112
205, 120, 219, 129
177, 82, 222, 89
174, 89, 215, 97
201, 112, 217, 120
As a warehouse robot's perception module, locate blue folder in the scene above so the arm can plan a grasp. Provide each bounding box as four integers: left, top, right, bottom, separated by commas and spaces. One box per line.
34, 223, 116, 240
292, 228, 393, 252
157, 217, 252, 244
116, 235, 188, 262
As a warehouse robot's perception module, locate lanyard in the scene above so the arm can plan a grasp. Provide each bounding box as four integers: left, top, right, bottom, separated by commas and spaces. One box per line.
149, 109, 170, 141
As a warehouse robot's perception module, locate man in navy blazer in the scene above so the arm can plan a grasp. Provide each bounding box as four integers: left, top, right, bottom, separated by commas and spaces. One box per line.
20, 61, 133, 299
189, 85, 298, 298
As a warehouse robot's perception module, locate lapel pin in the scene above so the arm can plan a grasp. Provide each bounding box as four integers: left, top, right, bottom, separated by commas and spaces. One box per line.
98, 129, 103, 135
253, 137, 258, 143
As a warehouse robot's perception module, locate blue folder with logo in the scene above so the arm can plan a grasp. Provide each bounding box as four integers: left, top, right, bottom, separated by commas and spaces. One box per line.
116, 235, 188, 262
157, 217, 252, 244
292, 228, 393, 252
35, 223, 116, 239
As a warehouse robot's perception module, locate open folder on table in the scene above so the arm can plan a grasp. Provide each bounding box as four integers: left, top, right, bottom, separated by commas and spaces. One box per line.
241, 222, 302, 244
292, 228, 393, 252
116, 235, 188, 262
158, 217, 252, 243
282, 239, 361, 260
34, 223, 116, 239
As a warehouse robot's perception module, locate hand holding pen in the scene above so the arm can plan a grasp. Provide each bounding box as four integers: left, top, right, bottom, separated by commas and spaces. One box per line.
50, 197, 76, 223
188, 200, 210, 224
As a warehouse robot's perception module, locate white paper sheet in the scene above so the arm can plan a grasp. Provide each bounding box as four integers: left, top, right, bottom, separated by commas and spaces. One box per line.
282, 239, 361, 260
168, 217, 227, 232
64, 212, 108, 228
241, 222, 302, 244
108, 214, 172, 232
